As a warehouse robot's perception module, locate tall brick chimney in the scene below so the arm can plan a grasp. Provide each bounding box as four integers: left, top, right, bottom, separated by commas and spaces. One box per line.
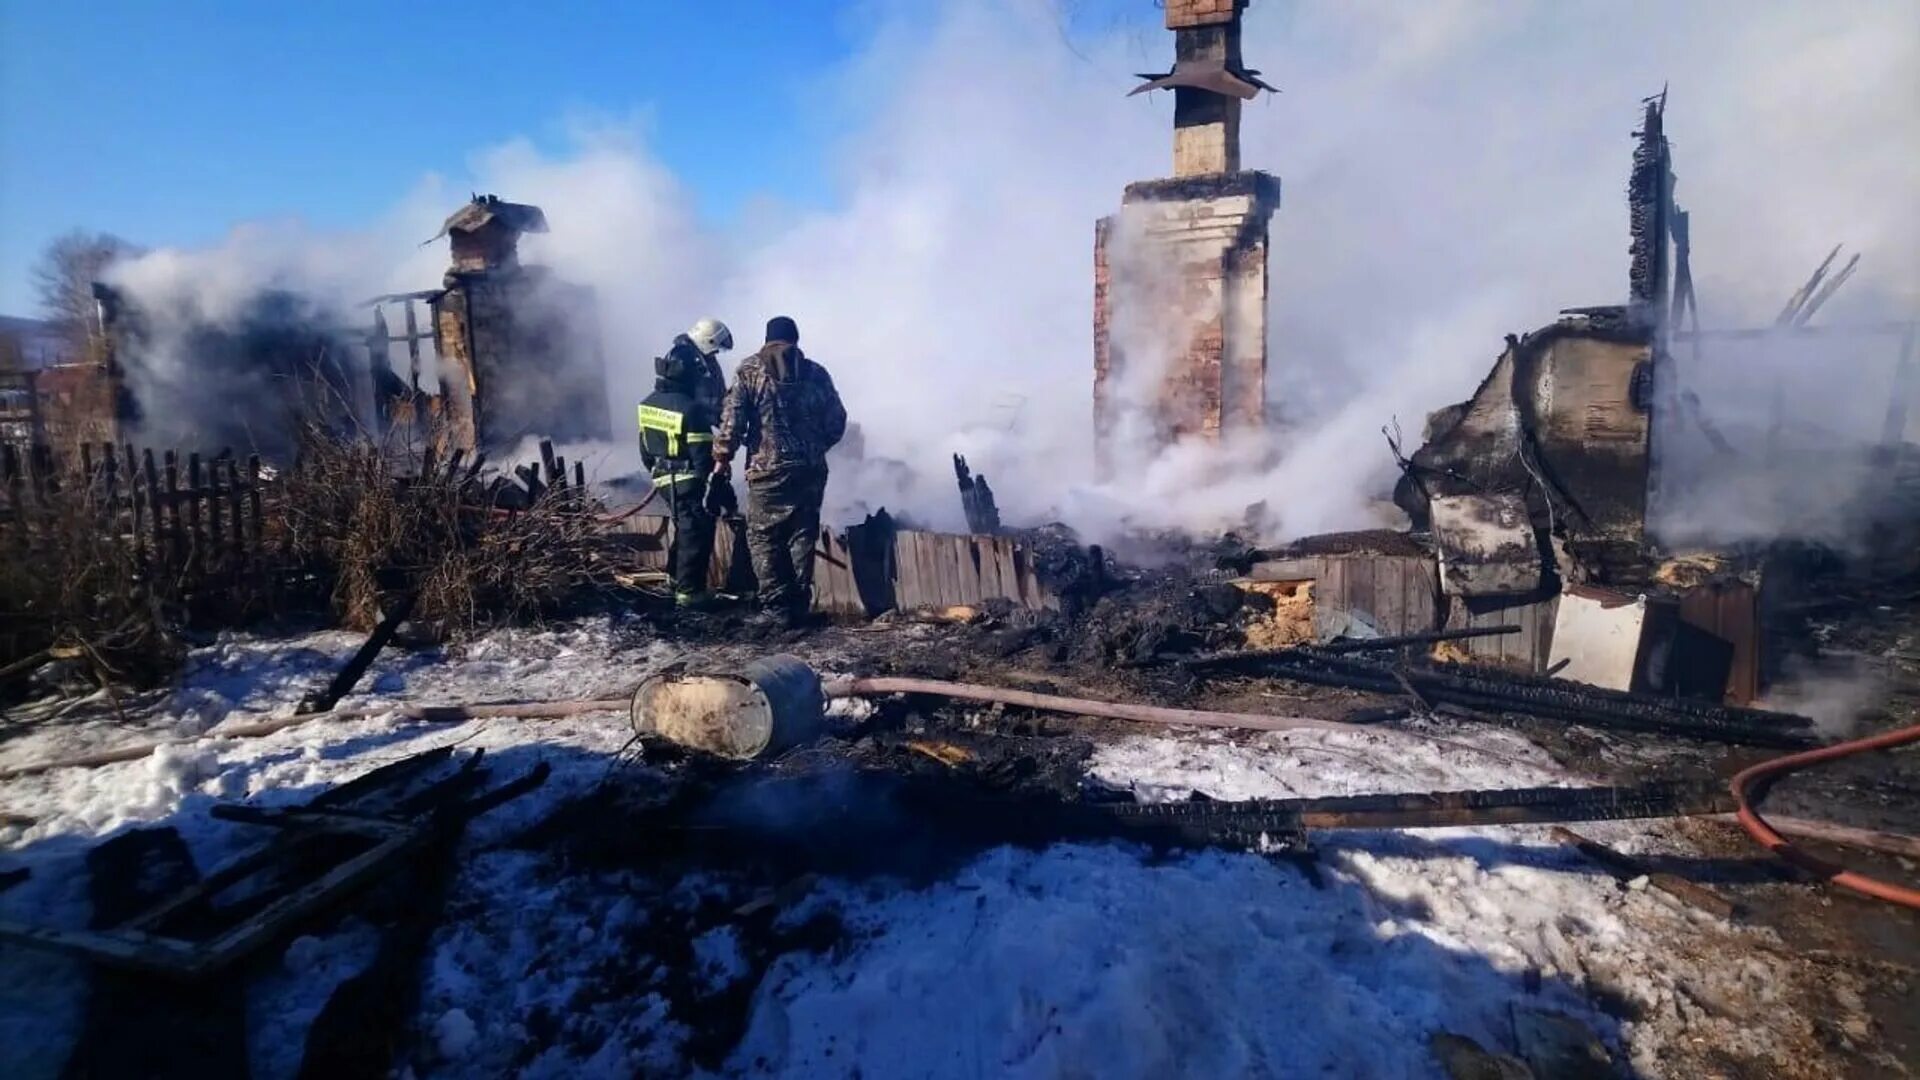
1094, 0, 1279, 469
1165, 0, 1253, 176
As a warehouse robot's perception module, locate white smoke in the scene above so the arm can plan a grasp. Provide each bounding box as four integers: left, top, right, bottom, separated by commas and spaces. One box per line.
96, 0, 1919, 543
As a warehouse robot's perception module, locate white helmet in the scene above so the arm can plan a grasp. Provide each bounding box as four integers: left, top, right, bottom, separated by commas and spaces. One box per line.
686, 317, 734, 357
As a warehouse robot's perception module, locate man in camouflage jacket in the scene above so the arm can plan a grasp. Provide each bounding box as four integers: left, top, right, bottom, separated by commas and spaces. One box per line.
712, 315, 847, 621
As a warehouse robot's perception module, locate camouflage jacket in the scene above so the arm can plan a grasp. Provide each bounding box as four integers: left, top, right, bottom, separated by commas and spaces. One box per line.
714, 342, 847, 479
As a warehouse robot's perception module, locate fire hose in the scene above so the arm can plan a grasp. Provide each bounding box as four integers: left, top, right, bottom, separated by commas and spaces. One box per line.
1730, 720, 1920, 910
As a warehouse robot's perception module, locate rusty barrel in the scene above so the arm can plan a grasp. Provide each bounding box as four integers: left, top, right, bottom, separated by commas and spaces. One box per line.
629, 654, 824, 759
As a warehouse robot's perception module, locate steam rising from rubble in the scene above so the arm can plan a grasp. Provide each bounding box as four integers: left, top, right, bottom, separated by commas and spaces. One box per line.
1761, 656, 1890, 741
101, 0, 1917, 544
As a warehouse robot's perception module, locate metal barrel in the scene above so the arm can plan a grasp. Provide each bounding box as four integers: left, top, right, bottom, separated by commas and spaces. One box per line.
629, 653, 824, 759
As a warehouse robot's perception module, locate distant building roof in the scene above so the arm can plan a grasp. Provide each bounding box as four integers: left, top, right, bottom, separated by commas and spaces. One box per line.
429, 194, 549, 243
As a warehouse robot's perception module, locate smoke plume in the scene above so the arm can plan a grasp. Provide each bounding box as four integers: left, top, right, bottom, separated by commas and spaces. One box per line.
98, 0, 1919, 543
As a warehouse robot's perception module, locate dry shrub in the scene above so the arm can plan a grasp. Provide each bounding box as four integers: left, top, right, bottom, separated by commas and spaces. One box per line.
277, 425, 617, 636
1, 421, 620, 697
0, 472, 189, 694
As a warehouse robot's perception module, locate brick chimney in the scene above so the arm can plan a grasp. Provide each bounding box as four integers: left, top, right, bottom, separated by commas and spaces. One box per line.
1094, 0, 1279, 469
1166, 0, 1249, 176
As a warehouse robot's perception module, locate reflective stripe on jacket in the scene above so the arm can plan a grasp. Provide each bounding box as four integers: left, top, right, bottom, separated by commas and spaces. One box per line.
637, 386, 716, 484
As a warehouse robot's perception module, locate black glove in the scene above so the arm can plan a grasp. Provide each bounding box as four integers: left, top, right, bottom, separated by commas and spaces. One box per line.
703, 471, 738, 518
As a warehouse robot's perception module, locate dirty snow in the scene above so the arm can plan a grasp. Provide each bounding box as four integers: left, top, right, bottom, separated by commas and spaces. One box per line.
1089, 725, 1569, 801
0, 618, 1866, 1078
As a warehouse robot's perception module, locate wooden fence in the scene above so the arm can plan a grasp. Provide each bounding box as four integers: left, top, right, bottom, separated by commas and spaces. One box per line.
620, 512, 1060, 617
9, 436, 1064, 622
0, 441, 268, 572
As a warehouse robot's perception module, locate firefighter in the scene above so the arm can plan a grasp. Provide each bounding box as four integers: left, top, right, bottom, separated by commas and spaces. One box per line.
671, 317, 733, 414
712, 315, 847, 626
638, 346, 722, 609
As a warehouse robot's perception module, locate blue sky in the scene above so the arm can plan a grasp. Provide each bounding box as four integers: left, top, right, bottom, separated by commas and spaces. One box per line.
0, 0, 1044, 316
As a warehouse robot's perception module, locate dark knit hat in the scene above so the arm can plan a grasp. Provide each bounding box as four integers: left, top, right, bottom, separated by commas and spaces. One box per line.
765, 316, 799, 345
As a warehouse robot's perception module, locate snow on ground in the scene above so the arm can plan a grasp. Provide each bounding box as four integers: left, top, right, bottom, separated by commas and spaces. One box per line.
727, 733, 1838, 1078
0, 619, 1867, 1078
1089, 724, 1569, 801
0, 617, 667, 1080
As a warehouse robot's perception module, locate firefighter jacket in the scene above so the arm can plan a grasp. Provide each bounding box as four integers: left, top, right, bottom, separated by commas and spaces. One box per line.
637, 386, 715, 490
665, 334, 727, 416
714, 342, 847, 480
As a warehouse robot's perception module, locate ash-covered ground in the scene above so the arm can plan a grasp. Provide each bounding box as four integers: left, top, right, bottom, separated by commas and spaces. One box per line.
0, 574, 1915, 1079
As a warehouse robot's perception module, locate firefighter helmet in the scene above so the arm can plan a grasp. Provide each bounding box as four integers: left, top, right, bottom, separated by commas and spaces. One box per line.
686, 317, 733, 357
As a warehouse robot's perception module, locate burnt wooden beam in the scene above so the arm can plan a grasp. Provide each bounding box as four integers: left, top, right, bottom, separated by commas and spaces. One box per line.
514, 464, 546, 500
1102, 780, 1734, 833
297, 592, 419, 714
539, 439, 561, 485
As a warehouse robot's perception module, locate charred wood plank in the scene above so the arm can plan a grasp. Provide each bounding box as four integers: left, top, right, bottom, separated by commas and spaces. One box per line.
225, 458, 245, 555
101, 444, 120, 533
297, 591, 419, 714
207, 456, 226, 561
126, 445, 144, 560
124, 749, 457, 936
514, 464, 546, 501
142, 449, 163, 559
1102, 780, 1734, 833
176, 827, 427, 978
245, 455, 263, 548
450, 761, 550, 821
163, 451, 183, 565
310, 746, 456, 810
186, 452, 204, 552
207, 805, 419, 835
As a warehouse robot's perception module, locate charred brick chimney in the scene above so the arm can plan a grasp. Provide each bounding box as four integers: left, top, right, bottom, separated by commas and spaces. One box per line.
1094, 0, 1279, 468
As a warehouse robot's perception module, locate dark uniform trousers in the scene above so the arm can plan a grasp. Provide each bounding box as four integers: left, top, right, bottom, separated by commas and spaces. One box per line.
638, 394, 717, 603
744, 463, 828, 614
662, 473, 715, 597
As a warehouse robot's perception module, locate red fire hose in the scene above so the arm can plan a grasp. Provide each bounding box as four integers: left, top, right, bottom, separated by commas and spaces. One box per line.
1730, 721, 1920, 910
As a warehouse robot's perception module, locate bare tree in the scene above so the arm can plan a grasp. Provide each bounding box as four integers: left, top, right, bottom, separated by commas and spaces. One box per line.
29, 230, 139, 337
